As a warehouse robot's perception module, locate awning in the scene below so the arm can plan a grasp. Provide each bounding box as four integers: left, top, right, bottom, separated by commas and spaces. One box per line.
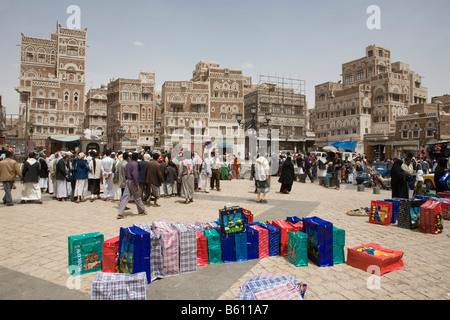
49, 135, 81, 143
327, 141, 357, 151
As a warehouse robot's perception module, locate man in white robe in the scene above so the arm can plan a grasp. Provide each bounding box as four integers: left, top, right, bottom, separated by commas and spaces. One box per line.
101, 149, 115, 201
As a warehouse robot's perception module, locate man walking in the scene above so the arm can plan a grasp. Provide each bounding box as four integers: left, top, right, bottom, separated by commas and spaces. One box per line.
145, 152, 164, 207
117, 152, 148, 219
210, 151, 221, 191
0, 151, 22, 206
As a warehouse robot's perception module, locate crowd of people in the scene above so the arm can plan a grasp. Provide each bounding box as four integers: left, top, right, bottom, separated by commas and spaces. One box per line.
1, 147, 449, 217
0, 148, 240, 219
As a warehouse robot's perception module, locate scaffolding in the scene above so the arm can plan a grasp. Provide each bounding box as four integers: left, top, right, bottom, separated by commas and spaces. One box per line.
257, 74, 306, 98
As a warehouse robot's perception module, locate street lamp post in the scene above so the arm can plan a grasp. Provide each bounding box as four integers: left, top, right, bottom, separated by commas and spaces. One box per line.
435, 100, 443, 141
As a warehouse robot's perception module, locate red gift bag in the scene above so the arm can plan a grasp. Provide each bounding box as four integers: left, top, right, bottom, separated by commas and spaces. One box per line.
441, 200, 450, 220
251, 225, 269, 258
267, 220, 294, 256
102, 236, 120, 273
196, 231, 209, 266
369, 201, 393, 226
347, 243, 404, 275
419, 200, 444, 234
243, 208, 253, 224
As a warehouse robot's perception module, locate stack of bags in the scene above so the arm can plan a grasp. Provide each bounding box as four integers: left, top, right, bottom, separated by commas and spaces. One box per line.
237, 272, 307, 300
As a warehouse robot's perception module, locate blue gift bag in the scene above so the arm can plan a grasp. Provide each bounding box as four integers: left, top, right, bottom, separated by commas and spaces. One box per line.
234, 232, 248, 262
439, 172, 450, 191
384, 199, 399, 224
303, 217, 333, 267
118, 226, 151, 284
220, 233, 236, 263
286, 216, 303, 224
246, 226, 259, 260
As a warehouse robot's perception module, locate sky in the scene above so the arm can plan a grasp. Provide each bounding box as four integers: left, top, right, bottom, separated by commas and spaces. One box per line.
0, 0, 449, 115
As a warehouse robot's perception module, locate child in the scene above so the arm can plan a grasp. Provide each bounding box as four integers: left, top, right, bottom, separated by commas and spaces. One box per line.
414, 169, 424, 196
325, 162, 335, 188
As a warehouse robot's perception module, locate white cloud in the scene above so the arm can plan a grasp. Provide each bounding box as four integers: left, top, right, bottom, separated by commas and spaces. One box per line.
133, 41, 144, 47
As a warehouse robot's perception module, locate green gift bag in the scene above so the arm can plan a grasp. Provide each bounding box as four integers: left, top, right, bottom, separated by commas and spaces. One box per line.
287, 231, 308, 267
204, 229, 222, 264
332, 226, 345, 264
68, 232, 104, 276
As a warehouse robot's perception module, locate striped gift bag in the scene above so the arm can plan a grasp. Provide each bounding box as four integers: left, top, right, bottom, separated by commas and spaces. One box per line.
91, 272, 147, 300
152, 221, 180, 277
172, 223, 197, 274
134, 224, 164, 281
251, 225, 269, 259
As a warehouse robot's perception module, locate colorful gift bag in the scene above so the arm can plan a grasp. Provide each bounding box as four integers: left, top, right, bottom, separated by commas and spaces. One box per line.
267, 220, 294, 256
256, 222, 280, 256
152, 221, 180, 277
91, 272, 147, 300
419, 200, 444, 234
102, 236, 120, 273
346, 243, 404, 275
251, 225, 269, 258
303, 217, 334, 267
68, 232, 104, 276
220, 233, 236, 263
369, 201, 393, 226
287, 216, 303, 232
134, 223, 164, 281
439, 172, 450, 191
219, 206, 246, 235
397, 199, 426, 229
118, 226, 151, 284
332, 226, 345, 264
195, 231, 209, 266
172, 223, 197, 274
287, 231, 308, 267
234, 232, 248, 262
384, 199, 399, 224
442, 200, 450, 220
204, 228, 222, 264
246, 226, 259, 260
243, 208, 254, 224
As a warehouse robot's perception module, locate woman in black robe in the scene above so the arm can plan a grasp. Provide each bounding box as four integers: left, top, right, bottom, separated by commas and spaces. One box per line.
278, 157, 295, 193
390, 159, 409, 199
433, 158, 448, 193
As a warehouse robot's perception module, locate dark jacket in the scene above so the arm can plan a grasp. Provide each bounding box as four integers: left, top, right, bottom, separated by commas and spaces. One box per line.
22, 160, 40, 183
38, 158, 48, 178
165, 164, 178, 183
145, 160, 164, 186
73, 159, 89, 180
138, 160, 147, 183
390, 159, 409, 199
55, 158, 67, 181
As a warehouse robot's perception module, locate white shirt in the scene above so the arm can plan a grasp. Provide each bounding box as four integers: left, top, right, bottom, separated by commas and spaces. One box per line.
101, 156, 114, 175
254, 156, 270, 181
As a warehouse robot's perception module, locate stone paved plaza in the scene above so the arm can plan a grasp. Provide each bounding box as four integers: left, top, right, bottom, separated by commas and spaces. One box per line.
0, 176, 449, 300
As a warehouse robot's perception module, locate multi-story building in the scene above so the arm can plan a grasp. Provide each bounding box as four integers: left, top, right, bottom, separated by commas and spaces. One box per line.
106, 72, 156, 151
84, 87, 107, 135
191, 61, 251, 156
243, 76, 307, 155
312, 45, 428, 158
158, 61, 251, 156
160, 80, 210, 153
15, 24, 88, 151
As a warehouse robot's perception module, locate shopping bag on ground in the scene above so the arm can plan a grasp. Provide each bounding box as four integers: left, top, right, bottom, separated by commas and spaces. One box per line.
204, 228, 222, 264
419, 200, 444, 234
221, 233, 236, 263
303, 217, 333, 267
91, 272, 147, 300
369, 201, 393, 226
172, 223, 197, 273
234, 232, 248, 262
332, 226, 345, 264
287, 231, 308, 267
251, 225, 269, 258
267, 220, 294, 256
118, 226, 151, 284
152, 221, 180, 277
68, 232, 103, 276
346, 243, 404, 275
246, 226, 259, 260
102, 236, 119, 273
